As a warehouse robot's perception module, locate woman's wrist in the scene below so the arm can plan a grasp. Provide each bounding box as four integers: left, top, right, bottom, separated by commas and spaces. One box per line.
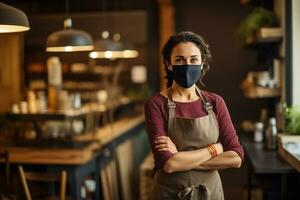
207, 143, 223, 158
207, 144, 217, 158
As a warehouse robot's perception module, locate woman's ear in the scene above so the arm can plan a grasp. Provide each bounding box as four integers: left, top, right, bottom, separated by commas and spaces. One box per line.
167, 63, 172, 71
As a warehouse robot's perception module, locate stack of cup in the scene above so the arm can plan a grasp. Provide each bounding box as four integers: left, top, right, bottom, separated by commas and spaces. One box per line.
37, 91, 47, 113
27, 90, 37, 113
19, 101, 28, 114
58, 90, 71, 111
48, 86, 59, 111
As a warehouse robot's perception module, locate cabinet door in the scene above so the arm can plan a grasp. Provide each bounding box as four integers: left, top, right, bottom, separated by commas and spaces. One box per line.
0, 33, 23, 113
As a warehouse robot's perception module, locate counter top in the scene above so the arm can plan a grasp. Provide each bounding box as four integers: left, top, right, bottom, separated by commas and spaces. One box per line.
240, 132, 296, 174
0, 114, 144, 165
73, 114, 144, 146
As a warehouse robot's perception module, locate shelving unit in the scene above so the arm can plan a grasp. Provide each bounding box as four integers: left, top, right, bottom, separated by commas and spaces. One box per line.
241, 30, 283, 117
238, 0, 286, 124
26, 62, 121, 102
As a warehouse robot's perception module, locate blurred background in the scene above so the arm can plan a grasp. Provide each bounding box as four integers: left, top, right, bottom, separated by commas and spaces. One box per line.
0, 0, 299, 199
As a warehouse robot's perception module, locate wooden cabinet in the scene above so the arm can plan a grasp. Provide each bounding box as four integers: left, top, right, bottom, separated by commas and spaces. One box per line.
0, 33, 24, 113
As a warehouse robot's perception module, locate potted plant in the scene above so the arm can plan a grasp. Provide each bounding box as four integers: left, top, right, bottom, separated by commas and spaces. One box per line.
237, 7, 279, 46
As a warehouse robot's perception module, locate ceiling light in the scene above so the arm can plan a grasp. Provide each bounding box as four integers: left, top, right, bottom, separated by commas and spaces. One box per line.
0, 2, 30, 33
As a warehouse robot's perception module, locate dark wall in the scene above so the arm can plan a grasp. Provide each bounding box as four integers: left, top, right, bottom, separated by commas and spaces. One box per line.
174, 0, 268, 125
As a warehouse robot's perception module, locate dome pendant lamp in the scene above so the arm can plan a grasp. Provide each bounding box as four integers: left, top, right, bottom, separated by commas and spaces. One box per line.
46, 0, 93, 52
0, 2, 30, 33
89, 33, 138, 59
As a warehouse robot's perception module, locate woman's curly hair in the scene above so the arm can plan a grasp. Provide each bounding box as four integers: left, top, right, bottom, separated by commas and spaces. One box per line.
162, 31, 212, 88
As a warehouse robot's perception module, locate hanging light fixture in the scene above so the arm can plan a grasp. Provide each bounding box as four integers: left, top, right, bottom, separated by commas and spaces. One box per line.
89, 33, 138, 59
88, 0, 138, 59
46, 0, 93, 52
0, 2, 30, 33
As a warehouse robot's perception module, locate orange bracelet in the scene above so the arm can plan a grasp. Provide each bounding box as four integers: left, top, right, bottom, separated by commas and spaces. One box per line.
207, 144, 217, 158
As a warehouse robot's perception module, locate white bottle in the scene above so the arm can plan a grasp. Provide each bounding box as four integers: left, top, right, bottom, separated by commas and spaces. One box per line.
254, 122, 264, 143
47, 57, 62, 87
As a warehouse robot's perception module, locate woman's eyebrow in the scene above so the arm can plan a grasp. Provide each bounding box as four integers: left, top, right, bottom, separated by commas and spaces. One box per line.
175, 56, 185, 58
174, 55, 199, 58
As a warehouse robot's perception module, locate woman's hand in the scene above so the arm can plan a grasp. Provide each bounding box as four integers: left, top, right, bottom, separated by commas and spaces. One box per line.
155, 136, 178, 154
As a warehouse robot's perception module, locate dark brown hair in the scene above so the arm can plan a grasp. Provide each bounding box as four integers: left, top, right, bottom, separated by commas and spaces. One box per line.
162, 31, 212, 88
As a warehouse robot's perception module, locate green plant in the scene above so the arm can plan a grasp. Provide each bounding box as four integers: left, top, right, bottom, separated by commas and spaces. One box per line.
284, 104, 300, 134
237, 7, 279, 45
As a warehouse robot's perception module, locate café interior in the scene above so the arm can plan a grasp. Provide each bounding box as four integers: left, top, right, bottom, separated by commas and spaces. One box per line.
0, 0, 300, 199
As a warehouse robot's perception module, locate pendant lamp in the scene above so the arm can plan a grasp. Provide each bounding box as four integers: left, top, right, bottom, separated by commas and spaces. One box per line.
46, 18, 94, 52
0, 3, 30, 33
46, 0, 93, 52
89, 33, 138, 59
89, 32, 124, 59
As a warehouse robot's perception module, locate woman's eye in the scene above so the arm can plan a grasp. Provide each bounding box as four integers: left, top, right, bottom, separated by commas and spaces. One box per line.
175, 59, 183, 62
191, 58, 198, 63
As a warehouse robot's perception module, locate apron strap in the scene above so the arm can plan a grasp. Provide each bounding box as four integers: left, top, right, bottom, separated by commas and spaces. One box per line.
167, 89, 176, 133
195, 86, 213, 112
195, 86, 219, 131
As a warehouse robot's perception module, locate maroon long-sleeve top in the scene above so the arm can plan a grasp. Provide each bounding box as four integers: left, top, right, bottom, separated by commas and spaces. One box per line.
144, 90, 244, 172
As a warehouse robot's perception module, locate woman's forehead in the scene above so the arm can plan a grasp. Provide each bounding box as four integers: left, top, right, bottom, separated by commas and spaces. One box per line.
171, 42, 201, 56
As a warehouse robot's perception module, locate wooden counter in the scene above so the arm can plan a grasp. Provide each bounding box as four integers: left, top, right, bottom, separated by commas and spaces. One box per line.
73, 114, 144, 146
1, 114, 145, 200
0, 114, 144, 165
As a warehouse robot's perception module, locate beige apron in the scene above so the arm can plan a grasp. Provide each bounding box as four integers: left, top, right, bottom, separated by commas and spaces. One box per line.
150, 87, 224, 200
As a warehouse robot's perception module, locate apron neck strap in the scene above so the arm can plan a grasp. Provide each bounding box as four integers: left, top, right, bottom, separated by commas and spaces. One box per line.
167, 88, 176, 109
195, 86, 213, 112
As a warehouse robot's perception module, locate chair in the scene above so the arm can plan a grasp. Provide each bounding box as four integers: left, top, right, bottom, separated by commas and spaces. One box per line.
18, 166, 67, 200
0, 150, 10, 198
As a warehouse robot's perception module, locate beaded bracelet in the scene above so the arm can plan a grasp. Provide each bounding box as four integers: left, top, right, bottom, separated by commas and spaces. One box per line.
207, 144, 217, 158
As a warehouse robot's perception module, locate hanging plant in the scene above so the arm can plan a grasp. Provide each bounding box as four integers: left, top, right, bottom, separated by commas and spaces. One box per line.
237, 7, 279, 46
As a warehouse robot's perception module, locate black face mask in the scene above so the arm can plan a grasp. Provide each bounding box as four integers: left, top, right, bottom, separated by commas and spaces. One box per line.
171, 64, 202, 88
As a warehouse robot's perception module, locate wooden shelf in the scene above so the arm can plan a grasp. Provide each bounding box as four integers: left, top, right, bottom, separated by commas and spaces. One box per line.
245, 27, 283, 49
5, 97, 134, 121
243, 87, 281, 99
28, 72, 105, 81
6, 109, 89, 121
245, 36, 282, 47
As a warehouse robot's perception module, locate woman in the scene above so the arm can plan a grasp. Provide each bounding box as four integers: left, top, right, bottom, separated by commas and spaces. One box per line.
144, 31, 244, 200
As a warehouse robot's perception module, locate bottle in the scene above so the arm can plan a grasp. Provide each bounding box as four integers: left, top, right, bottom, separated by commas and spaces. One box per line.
259, 108, 268, 142
254, 122, 264, 143
265, 117, 278, 150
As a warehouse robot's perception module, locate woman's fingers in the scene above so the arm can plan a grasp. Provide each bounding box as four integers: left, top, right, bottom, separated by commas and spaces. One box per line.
155, 144, 169, 149
158, 148, 170, 152
154, 136, 178, 153
155, 136, 172, 143
156, 136, 171, 141
155, 138, 168, 144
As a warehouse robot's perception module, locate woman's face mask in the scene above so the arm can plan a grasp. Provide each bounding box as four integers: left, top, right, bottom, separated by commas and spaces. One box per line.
171, 64, 202, 88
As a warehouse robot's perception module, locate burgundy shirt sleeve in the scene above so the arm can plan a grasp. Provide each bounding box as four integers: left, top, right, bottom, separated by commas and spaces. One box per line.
144, 97, 174, 171
214, 95, 244, 160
